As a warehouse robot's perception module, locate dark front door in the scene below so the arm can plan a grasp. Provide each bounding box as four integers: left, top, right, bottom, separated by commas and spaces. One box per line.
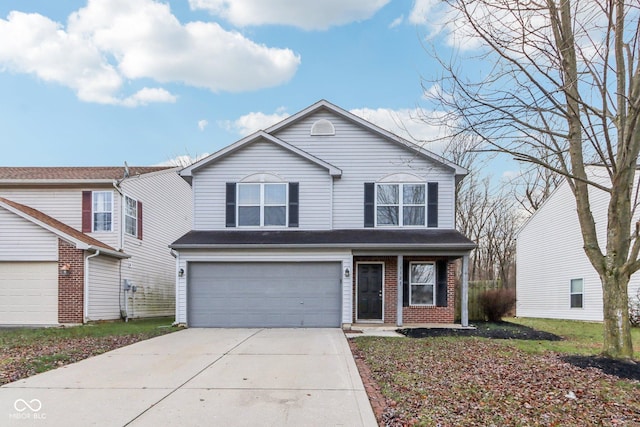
357, 264, 383, 320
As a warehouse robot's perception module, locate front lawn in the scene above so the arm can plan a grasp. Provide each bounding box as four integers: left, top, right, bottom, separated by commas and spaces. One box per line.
352, 318, 640, 426
0, 317, 176, 385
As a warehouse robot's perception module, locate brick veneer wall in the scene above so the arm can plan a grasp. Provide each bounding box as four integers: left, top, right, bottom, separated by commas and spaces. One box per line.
58, 239, 84, 323
353, 256, 456, 324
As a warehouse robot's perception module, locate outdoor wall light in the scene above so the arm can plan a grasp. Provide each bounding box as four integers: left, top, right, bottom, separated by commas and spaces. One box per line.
60, 263, 71, 276
344, 267, 351, 278
178, 268, 185, 278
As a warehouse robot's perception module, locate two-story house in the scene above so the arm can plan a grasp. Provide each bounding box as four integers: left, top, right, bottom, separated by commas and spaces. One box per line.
171, 100, 475, 328
0, 166, 192, 325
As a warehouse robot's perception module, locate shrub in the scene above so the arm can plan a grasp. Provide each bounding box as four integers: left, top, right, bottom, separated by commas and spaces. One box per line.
630, 289, 640, 327
478, 289, 516, 322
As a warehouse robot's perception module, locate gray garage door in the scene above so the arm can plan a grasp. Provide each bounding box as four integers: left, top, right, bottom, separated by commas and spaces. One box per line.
187, 262, 342, 327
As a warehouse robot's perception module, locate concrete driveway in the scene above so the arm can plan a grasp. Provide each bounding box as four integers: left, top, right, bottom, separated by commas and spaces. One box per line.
1, 328, 376, 426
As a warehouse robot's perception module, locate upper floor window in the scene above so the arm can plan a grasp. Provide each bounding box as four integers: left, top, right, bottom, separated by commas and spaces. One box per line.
92, 191, 112, 232
124, 196, 138, 237
376, 183, 426, 226
238, 183, 287, 227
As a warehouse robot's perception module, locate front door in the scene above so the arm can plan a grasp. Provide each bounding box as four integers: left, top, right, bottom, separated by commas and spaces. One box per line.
357, 264, 383, 321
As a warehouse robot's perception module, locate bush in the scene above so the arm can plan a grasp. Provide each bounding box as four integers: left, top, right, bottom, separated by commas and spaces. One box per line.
630, 289, 640, 327
478, 289, 516, 322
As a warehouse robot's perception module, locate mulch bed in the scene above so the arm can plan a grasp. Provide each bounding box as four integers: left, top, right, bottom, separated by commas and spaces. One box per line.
398, 321, 563, 341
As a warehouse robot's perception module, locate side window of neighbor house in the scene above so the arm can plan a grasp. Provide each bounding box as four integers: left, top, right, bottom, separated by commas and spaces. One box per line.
92, 191, 113, 232
570, 278, 584, 308
124, 196, 137, 237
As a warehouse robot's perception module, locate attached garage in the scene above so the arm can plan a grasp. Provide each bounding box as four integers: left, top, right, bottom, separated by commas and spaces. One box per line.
187, 262, 342, 327
0, 262, 58, 325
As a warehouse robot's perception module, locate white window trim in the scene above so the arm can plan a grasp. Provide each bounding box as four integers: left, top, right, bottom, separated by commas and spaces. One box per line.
92, 191, 113, 233
409, 261, 436, 306
124, 195, 138, 237
237, 182, 288, 228
375, 182, 427, 227
570, 278, 584, 309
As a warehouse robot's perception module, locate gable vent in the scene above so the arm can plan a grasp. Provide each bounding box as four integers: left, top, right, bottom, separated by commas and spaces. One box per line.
310, 119, 335, 136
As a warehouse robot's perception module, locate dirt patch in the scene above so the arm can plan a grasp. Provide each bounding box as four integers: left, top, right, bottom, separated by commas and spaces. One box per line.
562, 355, 640, 382
398, 320, 563, 341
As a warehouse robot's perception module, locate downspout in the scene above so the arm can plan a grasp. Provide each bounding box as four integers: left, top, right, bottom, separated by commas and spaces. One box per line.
170, 249, 180, 326
84, 250, 101, 323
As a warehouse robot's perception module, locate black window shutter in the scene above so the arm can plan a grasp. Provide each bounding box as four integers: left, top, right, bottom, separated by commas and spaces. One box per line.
364, 183, 375, 227
288, 182, 299, 227
436, 260, 448, 307
427, 182, 438, 227
403, 260, 410, 307
137, 201, 143, 240
225, 183, 236, 227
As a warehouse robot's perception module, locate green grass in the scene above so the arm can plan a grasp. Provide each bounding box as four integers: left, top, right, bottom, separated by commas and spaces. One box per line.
0, 316, 175, 347
507, 317, 640, 359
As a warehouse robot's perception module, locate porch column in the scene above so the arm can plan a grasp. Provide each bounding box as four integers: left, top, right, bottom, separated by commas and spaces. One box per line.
397, 255, 403, 327
461, 253, 470, 327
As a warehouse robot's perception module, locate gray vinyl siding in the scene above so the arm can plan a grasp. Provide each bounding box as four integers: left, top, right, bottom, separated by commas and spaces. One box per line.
87, 255, 121, 321
193, 139, 332, 230
0, 187, 121, 249
0, 208, 58, 261
272, 110, 456, 229
119, 169, 192, 318
516, 167, 640, 321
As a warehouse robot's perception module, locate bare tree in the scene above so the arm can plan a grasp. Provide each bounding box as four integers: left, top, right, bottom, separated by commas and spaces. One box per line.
424, 0, 640, 358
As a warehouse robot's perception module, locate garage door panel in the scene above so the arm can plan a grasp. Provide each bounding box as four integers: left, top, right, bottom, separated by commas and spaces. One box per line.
0, 262, 58, 325
188, 262, 341, 328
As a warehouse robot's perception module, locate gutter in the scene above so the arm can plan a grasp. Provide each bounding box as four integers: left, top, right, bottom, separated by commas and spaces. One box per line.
169, 242, 477, 251
84, 250, 101, 323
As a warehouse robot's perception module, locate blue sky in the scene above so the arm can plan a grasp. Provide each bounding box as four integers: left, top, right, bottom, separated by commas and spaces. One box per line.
0, 0, 514, 177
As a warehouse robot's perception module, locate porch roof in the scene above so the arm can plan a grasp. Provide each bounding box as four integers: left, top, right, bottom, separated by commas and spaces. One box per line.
171, 229, 476, 251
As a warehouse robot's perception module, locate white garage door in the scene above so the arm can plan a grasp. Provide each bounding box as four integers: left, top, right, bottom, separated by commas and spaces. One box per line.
188, 262, 342, 327
0, 262, 58, 325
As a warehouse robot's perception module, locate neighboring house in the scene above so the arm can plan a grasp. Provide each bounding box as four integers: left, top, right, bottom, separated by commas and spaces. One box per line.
171, 100, 475, 328
516, 166, 640, 321
0, 167, 192, 325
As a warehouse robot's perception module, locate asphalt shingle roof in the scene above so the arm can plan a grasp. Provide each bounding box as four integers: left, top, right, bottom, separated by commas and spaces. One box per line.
0, 166, 172, 181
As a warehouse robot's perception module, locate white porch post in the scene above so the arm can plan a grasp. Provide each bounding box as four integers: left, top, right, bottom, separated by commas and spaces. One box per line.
397, 255, 403, 327
461, 253, 470, 327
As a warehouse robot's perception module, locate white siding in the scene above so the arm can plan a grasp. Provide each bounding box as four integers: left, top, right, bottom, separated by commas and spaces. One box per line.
175, 249, 352, 326
87, 255, 121, 320
0, 187, 121, 249
0, 261, 58, 325
0, 208, 58, 261
517, 167, 640, 321
273, 110, 456, 229
193, 139, 333, 230
120, 169, 192, 318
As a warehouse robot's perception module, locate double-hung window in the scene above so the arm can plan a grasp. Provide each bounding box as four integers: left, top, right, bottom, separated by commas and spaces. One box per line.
124, 196, 138, 237
92, 191, 113, 232
570, 278, 583, 308
238, 183, 287, 227
409, 262, 435, 305
376, 183, 425, 226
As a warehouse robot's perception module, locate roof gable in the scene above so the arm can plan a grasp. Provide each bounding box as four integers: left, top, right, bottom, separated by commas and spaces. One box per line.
266, 100, 467, 177
0, 197, 128, 259
180, 130, 342, 182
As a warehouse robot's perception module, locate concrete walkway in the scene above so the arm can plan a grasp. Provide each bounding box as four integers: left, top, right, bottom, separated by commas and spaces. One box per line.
1, 328, 376, 426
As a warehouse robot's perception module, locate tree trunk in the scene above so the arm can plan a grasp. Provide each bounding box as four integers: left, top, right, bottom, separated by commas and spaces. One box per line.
601, 269, 634, 359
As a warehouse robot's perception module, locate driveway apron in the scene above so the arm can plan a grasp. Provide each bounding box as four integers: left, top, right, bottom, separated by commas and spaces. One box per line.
1, 328, 376, 426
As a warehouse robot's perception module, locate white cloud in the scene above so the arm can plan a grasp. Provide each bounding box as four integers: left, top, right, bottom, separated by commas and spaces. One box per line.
189, 0, 389, 30
388, 15, 403, 29
198, 119, 208, 131
0, 0, 300, 105
157, 153, 210, 167
222, 109, 290, 136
